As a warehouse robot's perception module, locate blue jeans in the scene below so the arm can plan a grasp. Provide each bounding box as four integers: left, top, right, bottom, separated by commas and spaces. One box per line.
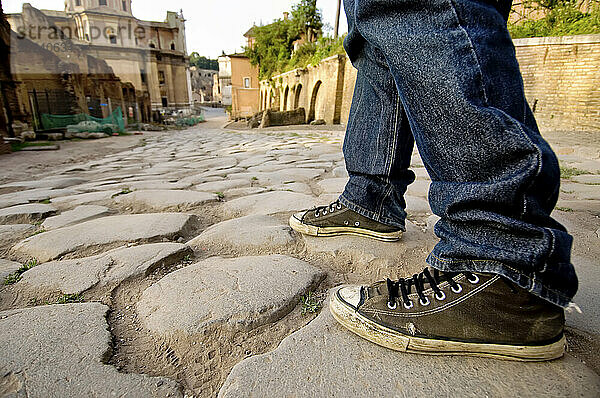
339, 0, 577, 307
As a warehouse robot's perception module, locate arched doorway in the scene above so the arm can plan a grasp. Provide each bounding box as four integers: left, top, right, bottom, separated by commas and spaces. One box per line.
308, 81, 322, 123
283, 86, 289, 111
294, 84, 302, 109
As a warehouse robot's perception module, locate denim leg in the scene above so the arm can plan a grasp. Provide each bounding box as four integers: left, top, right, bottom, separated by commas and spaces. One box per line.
340, 2, 416, 230
348, 0, 577, 307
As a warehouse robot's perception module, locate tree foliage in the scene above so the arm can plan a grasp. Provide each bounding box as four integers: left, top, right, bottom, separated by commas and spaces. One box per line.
189, 53, 218, 70
245, 0, 324, 79
509, 0, 600, 38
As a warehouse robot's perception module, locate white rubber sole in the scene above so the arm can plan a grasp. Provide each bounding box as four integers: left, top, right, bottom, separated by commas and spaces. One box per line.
289, 214, 403, 242
330, 289, 566, 362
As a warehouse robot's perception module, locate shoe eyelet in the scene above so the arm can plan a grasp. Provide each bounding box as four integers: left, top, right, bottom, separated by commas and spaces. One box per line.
419, 297, 430, 306
323, 210, 328, 215
337, 204, 342, 209
435, 291, 446, 301
314, 212, 320, 218
387, 301, 397, 310
354, 222, 360, 227
344, 220, 349, 225
403, 300, 414, 310
467, 275, 480, 284
451, 284, 463, 294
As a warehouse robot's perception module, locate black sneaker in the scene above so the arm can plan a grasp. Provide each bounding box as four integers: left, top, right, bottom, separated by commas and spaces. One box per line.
289, 200, 403, 242
330, 267, 566, 361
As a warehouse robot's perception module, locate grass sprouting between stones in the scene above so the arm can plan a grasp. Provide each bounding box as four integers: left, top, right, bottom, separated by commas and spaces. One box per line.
556, 207, 574, 212
54, 294, 85, 304
112, 188, 132, 198
215, 192, 225, 200
560, 166, 587, 179
27, 229, 46, 238
300, 291, 323, 316
3, 259, 39, 285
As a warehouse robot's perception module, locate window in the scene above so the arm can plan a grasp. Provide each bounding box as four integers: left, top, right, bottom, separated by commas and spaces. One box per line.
158, 71, 166, 85
149, 43, 156, 48
170, 43, 175, 50
99, 0, 107, 5
140, 69, 147, 84
76, 0, 81, 5
243, 77, 251, 88
162, 97, 168, 107
109, 35, 117, 44
122, 1, 127, 11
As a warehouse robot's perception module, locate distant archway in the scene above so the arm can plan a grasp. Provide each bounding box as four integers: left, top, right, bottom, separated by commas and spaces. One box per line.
294, 84, 302, 109
283, 86, 289, 111
308, 80, 322, 123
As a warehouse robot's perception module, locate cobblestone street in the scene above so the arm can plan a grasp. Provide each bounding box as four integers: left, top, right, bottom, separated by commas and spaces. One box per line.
1, 110, 599, 397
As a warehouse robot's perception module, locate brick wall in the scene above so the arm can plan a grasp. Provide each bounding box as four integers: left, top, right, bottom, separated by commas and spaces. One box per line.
513, 34, 600, 132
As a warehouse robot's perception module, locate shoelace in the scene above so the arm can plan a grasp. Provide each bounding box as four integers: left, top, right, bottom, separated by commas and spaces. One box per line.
312, 200, 343, 218
386, 268, 479, 309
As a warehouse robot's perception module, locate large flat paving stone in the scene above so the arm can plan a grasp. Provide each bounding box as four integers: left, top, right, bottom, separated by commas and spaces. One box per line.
0, 188, 78, 209
11, 213, 196, 262
0, 303, 182, 397
194, 179, 251, 193
219, 294, 600, 398
18, 243, 190, 296
0, 224, 36, 248
316, 178, 348, 194
137, 255, 324, 335
301, 221, 434, 280
0, 203, 57, 224
42, 205, 111, 230
0, 177, 87, 190
0, 259, 21, 282
50, 190, 120, 207
188, 215, 295, 254
223, 191, 318, 217
114, 190, 218, 210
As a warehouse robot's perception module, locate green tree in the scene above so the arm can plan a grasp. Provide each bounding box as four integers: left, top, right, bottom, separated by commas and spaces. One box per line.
245, 0, 325, 79
291, 0, 323, 42
189, 52, 218, 70
509, 0, 600, 38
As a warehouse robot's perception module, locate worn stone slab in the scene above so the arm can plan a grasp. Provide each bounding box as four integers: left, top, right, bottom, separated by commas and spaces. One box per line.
49, 190, 121, 208
194, 179, 250, 193
137, 255, 323, 335
42, 205, 111, 230
0, 303, 182, 397
114, 190, 218, 210
0, 224, 36, 247
0, 188, 77, 209
11, 213, 196, 262
0, 259, 21, 282
406, 179, 431, 198
188, 215, 295, 253
573, 174, 600, 185
332, 165, 348, 178
219, 296, 600, 398
561, 182, 600, 200
18, 243, 190, 295
406, 195, 432, 214
566, 255, 600, 335
234, 168, 325, 186
302, 221, 434, 279
223, 191, 318, 216
0, 203, 57, 224
0, 177, 87, 191
317, 178, 348, 194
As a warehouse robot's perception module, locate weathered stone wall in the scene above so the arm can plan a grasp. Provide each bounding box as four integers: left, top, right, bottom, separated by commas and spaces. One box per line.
513, 34, 600, 132
264, 34, 600, 132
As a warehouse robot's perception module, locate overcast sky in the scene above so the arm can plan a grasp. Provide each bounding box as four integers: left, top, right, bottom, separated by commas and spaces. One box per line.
3, 0, 348, 58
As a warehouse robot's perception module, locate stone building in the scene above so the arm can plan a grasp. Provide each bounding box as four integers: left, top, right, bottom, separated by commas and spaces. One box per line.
262, 34, 600, 131
2, 4, 140, 133
190, 67, 217, 104
7, 1, 192, 117
217, 54, 259, 119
